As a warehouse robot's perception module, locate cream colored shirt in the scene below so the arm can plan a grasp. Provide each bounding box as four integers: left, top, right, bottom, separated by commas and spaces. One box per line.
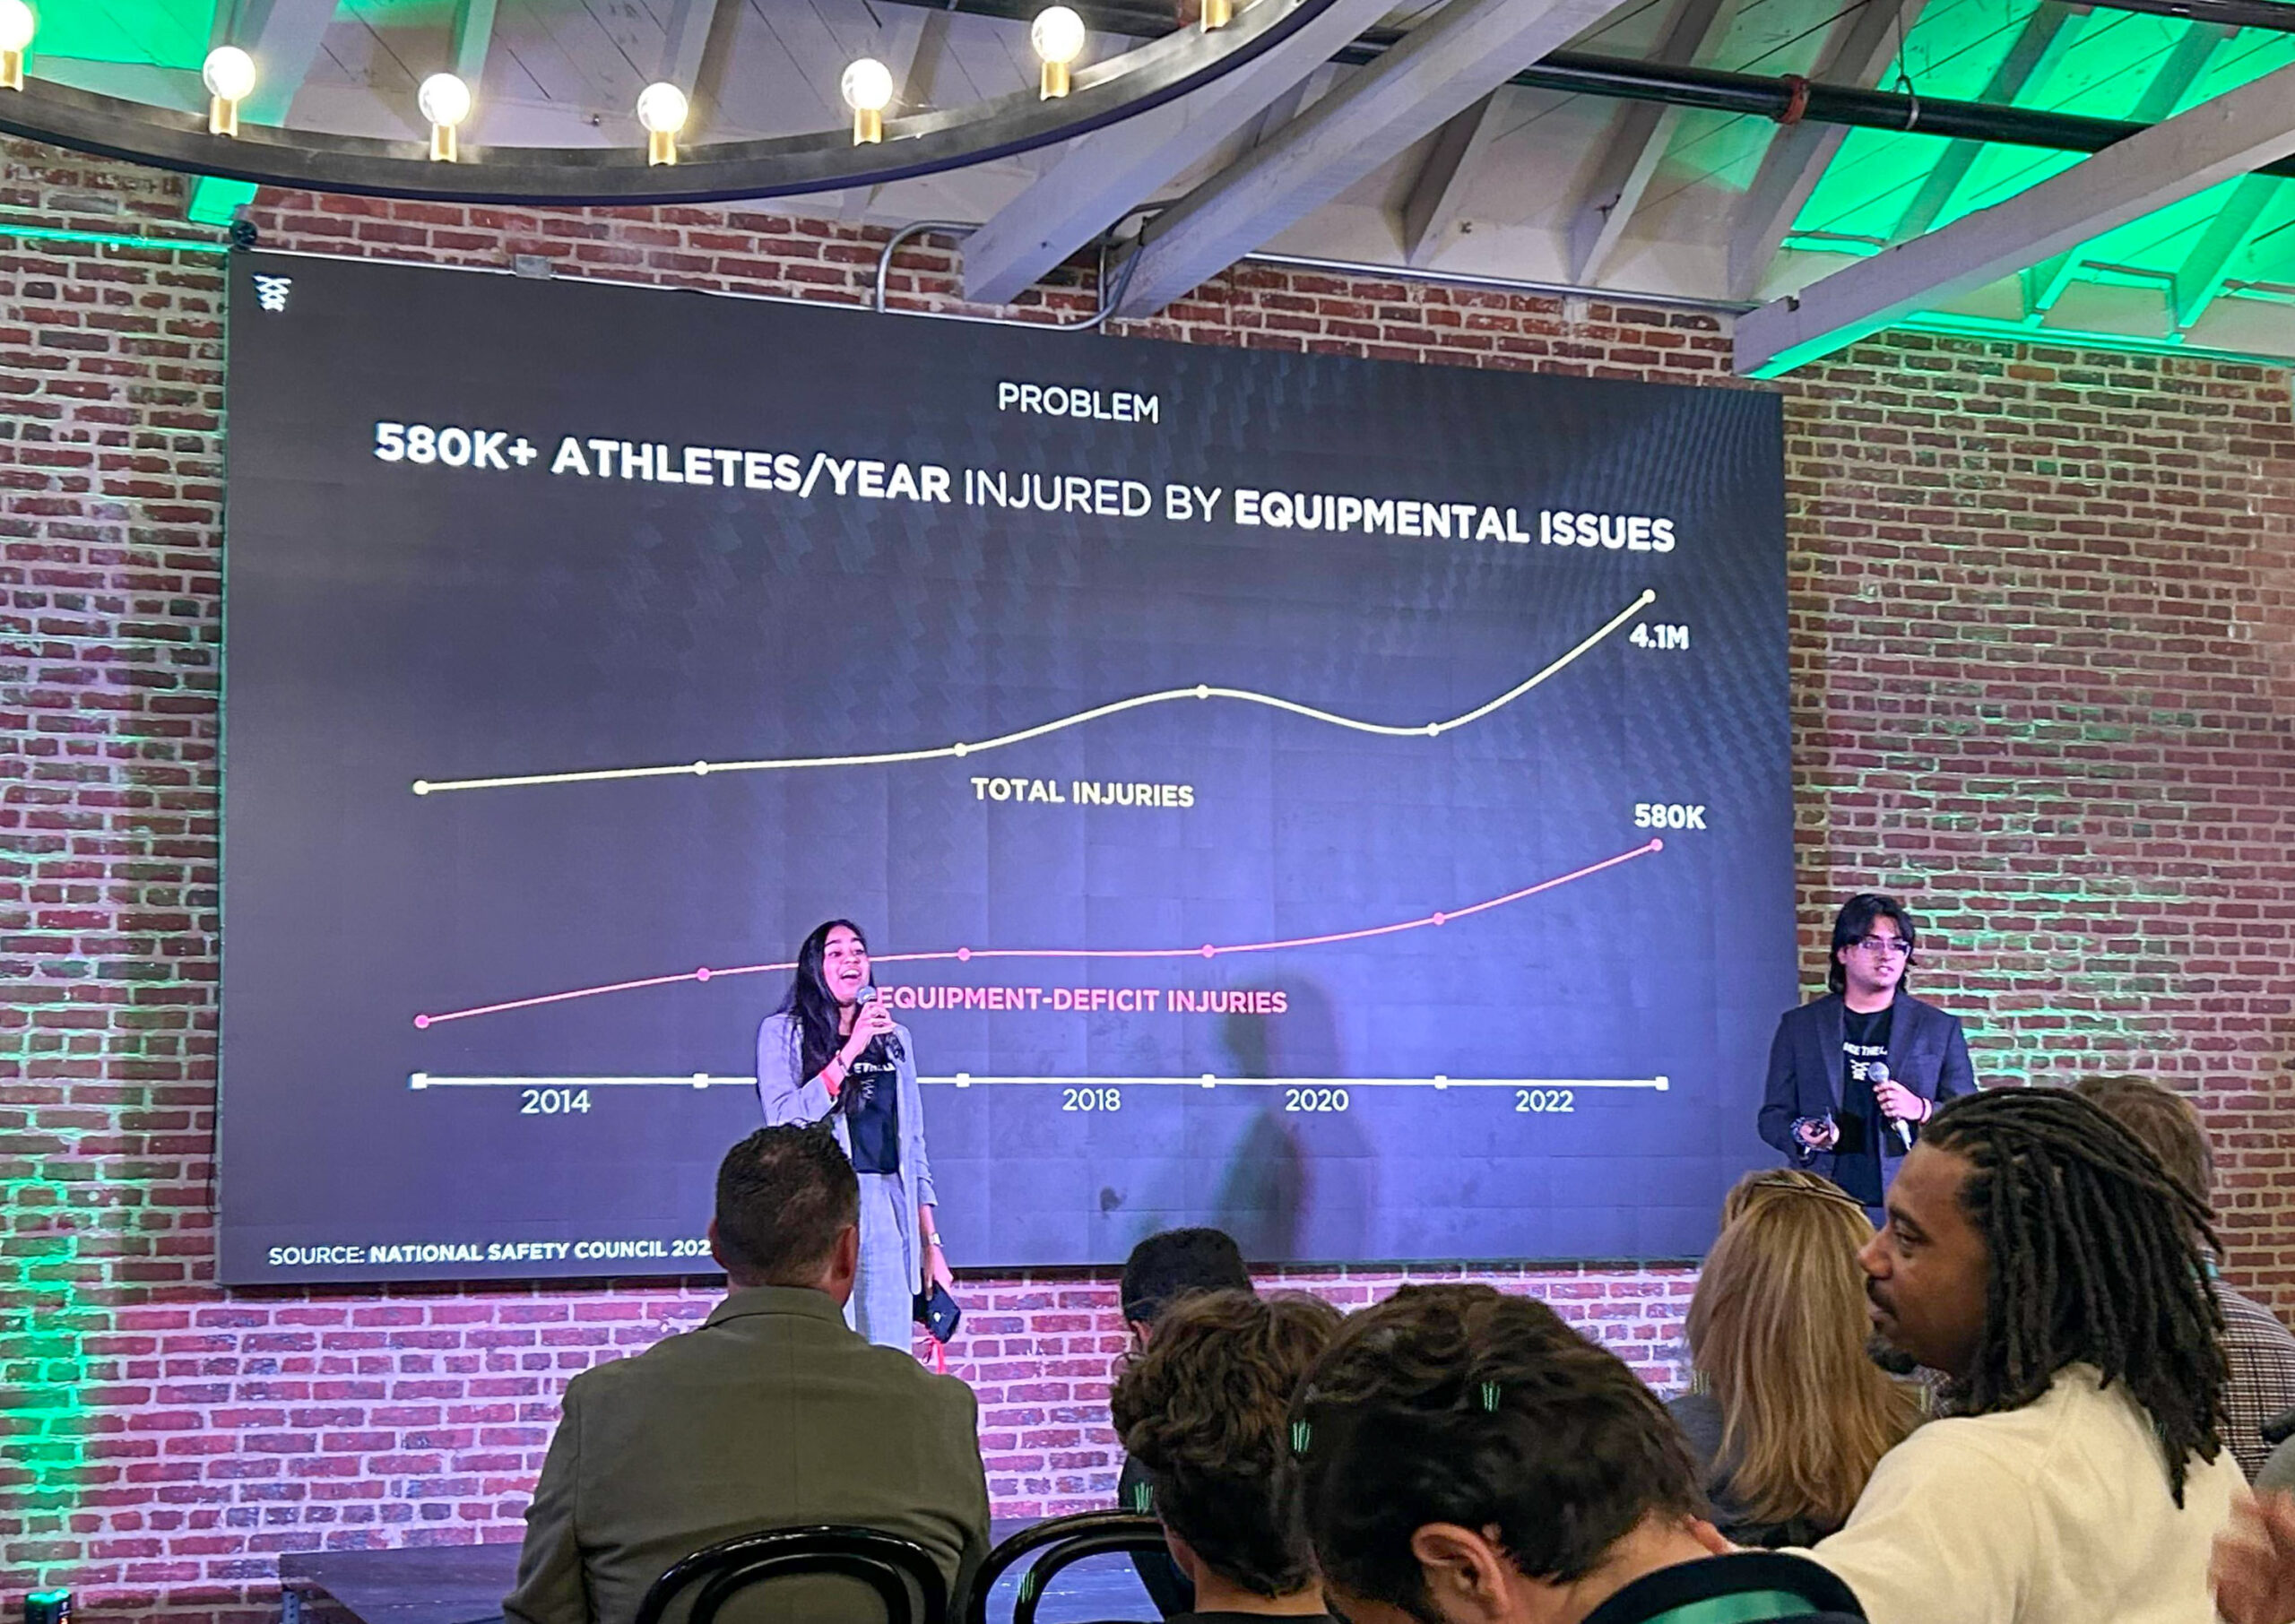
1804, 1363, 2244, 1624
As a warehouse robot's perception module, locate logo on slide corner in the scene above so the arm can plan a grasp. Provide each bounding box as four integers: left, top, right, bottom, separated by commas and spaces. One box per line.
252, 274, 293, 314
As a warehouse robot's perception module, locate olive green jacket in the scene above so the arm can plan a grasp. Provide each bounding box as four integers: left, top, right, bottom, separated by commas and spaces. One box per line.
503, 1285, 990, 1624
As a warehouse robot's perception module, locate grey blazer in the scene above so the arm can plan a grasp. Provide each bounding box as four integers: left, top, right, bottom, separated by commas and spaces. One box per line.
756, 1011, 939, 1289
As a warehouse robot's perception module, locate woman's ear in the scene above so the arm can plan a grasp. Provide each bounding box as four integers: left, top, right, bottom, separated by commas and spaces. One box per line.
1407, 1524, 1518, 1623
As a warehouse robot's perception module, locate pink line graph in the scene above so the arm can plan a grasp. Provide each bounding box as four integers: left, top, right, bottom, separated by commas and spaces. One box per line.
412, 838, 1664, 1029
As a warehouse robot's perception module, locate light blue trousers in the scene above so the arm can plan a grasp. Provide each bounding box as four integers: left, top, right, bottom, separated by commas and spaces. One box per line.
847, 1171, 915, 1350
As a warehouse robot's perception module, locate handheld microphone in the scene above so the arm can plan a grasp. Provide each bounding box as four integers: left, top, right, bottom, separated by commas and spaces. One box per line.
855, 985, 905, 1064
1871, 1060, 1914, 1155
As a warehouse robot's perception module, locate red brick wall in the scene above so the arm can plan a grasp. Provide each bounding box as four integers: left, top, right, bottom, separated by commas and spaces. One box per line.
2, 141, 2291, 1620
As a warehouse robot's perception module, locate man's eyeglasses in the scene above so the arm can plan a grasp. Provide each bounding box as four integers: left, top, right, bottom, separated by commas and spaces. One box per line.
1853, 934, 1912, 958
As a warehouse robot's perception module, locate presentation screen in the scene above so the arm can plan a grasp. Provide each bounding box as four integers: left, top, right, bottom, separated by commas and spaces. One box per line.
218, 250, 1791, 1284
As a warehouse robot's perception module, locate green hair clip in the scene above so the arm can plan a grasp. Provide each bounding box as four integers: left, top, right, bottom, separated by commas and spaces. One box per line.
1480, 1381, 1502, 1412
1291, 1419, 1312, 1455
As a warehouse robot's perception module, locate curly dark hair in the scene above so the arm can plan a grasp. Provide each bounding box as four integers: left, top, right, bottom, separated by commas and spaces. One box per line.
1922, 1087, 2227, 1502
1293, 1284, 1702, 1612
1108, 1290, 1340, 1599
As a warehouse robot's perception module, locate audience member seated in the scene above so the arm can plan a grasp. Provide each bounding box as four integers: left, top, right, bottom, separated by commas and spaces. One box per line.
1107, 1288, 1343, 1621
2074, 1072, 2295, 1479
504, 1124, 991, 1624
1804, 1088, 2242, 1624
1114, 1226, 1256, 1616
1292, 1283, 1868, 1624
1670, 1171, 1922, 1546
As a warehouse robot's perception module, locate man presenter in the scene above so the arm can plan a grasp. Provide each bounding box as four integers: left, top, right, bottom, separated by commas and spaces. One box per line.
1757, 893, 1975, 1216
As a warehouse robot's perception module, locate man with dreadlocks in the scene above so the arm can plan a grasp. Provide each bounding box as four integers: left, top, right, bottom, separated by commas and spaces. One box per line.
1798, 1086, 2243, 1624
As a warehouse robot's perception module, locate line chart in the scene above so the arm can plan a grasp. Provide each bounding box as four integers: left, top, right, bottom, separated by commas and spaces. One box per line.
411, 836, 1663, 1029
409, 588, 1658, 797
405, 1073, 1670, 1091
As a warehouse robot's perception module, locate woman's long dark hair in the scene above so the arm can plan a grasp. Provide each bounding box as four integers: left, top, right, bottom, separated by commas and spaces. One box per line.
780, 919, 867, 1088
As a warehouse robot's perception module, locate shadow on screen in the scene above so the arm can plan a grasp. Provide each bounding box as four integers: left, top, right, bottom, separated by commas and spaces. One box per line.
1211, 981, 1374, 1260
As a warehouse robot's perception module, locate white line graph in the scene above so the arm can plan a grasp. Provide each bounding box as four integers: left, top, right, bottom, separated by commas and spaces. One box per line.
409, 588, 1657, 796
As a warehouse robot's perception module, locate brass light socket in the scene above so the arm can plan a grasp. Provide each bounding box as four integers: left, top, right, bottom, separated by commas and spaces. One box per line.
647, 128, 677, 165
1040, 59, 1070, 98
1, 49, 22, 91
210, 95, 238, 137
1201, 0, 1233, 29
429, 122, 458, 161
853, 106, 882, 143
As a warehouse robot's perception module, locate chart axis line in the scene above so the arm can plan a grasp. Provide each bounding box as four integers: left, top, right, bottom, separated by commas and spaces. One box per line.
408, 1074, 1670, 1091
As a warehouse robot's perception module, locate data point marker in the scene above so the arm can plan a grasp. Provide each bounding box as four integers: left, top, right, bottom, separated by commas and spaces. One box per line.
695, 966, 712, 981
411, 781, 430, 796
414, 1014, 431, 1029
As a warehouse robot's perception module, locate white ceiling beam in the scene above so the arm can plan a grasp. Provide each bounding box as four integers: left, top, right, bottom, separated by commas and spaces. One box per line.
2127, 21, 2235, 124
210, 0, 341, 126
960, 0, 1398, 307
2173, 171, 2278, 329
1734, 57, 2295, 376
1724, 0, 1927, 298
1891, 0, 2086, 242
1400, 90, 1504, 266
452, 0, 498, 88
1564, 0, 1731, 281
1110, 0, 1637, 316
2018, 22, 2233, 307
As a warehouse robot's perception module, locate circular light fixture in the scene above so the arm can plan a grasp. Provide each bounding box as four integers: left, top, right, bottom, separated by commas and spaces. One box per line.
202, 45, 255, 135
1032, 6, 1087, 98
0, 0, 1343, 205
841, 57, 893, 144
418, 71, 472, 161
636, 81, 688, 164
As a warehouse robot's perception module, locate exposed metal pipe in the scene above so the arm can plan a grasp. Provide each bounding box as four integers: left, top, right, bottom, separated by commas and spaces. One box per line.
871, 220, 1758, 325
890, 0, 2295, 177
873, 218, 1142, 327
1239, 251, 1758, 314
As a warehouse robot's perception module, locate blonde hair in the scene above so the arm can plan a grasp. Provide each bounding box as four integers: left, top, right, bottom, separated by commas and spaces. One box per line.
1686, 1172, 1922, 1532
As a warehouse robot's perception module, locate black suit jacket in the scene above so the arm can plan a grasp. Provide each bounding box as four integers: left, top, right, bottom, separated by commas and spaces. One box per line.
1755, 991, 1975, 1182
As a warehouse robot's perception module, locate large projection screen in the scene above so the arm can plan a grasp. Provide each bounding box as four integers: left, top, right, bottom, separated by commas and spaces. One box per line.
218, 251, 1792, 1284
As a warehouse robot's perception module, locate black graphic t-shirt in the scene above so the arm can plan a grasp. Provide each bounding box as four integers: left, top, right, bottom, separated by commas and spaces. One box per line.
843, 1053, 900, 1175
1833, 1001, 1894, 1205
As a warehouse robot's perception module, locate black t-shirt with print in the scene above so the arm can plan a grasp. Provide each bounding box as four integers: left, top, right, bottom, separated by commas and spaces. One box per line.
1833, 1000, 1893, 1205
843, 1051, 900, 1174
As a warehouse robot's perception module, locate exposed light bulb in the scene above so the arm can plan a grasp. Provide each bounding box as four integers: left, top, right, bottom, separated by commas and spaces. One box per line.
418, 72, 472, 161
841, 57, 892, 144
203, 45, 255, 135
0, 0, 32, 88
636, 81, 688, 164
1032, 6, 1086, 97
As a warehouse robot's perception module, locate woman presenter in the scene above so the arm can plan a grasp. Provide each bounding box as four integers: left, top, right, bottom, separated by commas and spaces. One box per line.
757, 920, 953, 1348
